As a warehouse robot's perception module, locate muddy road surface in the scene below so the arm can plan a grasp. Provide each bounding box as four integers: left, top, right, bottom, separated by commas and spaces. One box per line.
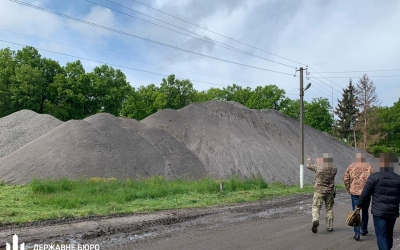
1, 191, 400, 249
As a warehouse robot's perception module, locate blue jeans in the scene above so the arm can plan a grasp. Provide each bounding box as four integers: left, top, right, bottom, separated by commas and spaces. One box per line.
351, 194, 371, 235
373, 215, 397, 250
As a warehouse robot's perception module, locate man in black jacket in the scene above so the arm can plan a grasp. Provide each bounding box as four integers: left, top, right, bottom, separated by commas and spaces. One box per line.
357, 153, 400, 250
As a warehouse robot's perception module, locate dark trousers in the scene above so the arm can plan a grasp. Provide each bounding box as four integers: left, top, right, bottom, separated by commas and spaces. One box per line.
373, 215, 397, 250
351, 194, 370, 235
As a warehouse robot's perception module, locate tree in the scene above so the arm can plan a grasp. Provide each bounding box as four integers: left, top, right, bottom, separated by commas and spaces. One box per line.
50, 61, 94, 120
355, 74, 381, 150
40, 58, 64, 113
304, 97, 333, 133
281, 99, 300, 119
159, 74, 195, 109
10, 64, 46, 112
121, 84, 167, 120
246, 85, 289, 110
222, 84, 252, 105
205, 87, 226, 101
370, 99, 400, 156
0, 47, 16, 117
334, 79, 358, 145
89, 65, 132, 116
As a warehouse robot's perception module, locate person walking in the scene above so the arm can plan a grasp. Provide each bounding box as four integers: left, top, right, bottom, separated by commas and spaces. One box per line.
344, 152, 374, 240
306, 153, 337, 233
357, 153, 400, 250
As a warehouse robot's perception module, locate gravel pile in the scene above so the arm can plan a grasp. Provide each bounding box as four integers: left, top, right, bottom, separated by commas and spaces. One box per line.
0, 110, 63, 158
0, 113, 206, 184
142, 101, 373, 185
120, 118, 207, 179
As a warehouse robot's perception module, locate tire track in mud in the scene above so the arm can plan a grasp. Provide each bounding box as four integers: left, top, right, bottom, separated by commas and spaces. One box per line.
0, 193, 318, 248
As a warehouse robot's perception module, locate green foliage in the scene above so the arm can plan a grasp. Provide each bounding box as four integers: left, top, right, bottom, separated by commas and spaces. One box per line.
121, 84, 166, 120
31, 178, 76, 194
3, 45, 393, 145
334, 80, 358, 144
0, 47, 16, 117
0, 177, 315, 224
160, 74, 195, 109
304, 97, 333, 133
89, 65, 132, 116
246, 85, 289, 110
369, 99, 400, 156
281, 99, 300, 119
10, 64, 46, 112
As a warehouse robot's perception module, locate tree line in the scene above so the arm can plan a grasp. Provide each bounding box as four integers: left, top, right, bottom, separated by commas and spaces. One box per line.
0, 46, 398, 156
333, 75, 399, 156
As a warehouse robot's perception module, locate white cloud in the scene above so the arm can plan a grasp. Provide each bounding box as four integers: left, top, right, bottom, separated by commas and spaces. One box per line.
68, 5, 116, 39
0, 1, 63, 37
1, 0, 398, 108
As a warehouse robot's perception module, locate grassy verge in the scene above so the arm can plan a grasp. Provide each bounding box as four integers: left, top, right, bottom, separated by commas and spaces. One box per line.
0, 177, 344, 225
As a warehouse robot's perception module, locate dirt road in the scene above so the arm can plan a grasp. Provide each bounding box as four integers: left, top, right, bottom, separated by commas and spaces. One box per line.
1, 191, 399, 249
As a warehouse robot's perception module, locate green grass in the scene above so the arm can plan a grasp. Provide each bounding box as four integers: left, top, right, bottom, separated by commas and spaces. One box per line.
0, 176, 344, 225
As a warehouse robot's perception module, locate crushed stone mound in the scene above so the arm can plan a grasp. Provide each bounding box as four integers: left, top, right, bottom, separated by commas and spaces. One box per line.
142, 101, 374, 185
119, 118, 207, 179
0, 110, 63, 158
0, 113, 206, 184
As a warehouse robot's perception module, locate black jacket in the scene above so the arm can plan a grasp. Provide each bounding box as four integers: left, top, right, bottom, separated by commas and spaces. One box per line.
357, 171, 400, 218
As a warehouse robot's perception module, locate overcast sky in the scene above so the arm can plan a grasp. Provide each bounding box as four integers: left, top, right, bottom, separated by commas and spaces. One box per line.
1, 0, 399, 108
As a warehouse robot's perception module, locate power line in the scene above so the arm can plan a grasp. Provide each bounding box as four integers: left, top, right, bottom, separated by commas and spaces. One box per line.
123, 0, 350, 96
308, 67, 344, 90
308, 76, 342, 95
8, 0, 294, 77
128, 0, 305, 66
310, 74, 400, 78
308, 78, 338, 98
317, 69, 400, 73
0, 39, 229, 87
0, 39, 304, 98
87, 0, 296, 69
0, 28, 298, 90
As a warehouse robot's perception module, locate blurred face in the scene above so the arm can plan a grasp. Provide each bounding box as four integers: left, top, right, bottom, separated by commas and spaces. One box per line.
379, 153, 395, 172
356, 153, 366, 163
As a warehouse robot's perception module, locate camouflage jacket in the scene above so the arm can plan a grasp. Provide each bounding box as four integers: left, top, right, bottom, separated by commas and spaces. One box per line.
344, 163, 375, 196
306, 161, 337, 194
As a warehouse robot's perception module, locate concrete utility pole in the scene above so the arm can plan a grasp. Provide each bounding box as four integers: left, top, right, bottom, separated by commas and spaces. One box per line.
298, 67, 311, 189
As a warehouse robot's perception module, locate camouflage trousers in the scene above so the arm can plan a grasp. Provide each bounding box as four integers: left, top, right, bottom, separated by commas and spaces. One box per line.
312, 192, 334, 230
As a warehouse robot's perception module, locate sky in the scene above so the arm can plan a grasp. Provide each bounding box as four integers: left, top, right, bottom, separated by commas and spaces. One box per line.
1, 0, 399, 108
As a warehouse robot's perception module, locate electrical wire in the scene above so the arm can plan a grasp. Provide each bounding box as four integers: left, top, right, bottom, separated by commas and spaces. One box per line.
128, 0, 352, 94
308, 76, 342, 95
86, 0, 296, 69
0, 28, 299, 89
310, 75, 400, 78
317, 69, 400, 73
0, 39, 303, 98
128, 0, 305, 66
0, 39, 229, 87
8, 0, 294, 77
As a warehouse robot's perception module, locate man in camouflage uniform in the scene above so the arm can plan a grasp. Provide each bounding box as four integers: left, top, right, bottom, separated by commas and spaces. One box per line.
306, 153, 337, 233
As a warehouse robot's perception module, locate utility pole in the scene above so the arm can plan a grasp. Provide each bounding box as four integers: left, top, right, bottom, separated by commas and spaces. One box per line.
297, 67, 311, 189
299, 68, 304, 189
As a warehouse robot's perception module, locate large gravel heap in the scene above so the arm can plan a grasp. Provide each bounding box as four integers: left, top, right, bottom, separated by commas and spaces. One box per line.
0, 113, 206, 184
142, 101, 371, 185
0, 110, 63, 158
0, 101, 372, 184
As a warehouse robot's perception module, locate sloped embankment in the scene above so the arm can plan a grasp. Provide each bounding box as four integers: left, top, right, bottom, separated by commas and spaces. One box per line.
142, 101, 369, 185
0, 110, 63, 158
0, 113, 206, 184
